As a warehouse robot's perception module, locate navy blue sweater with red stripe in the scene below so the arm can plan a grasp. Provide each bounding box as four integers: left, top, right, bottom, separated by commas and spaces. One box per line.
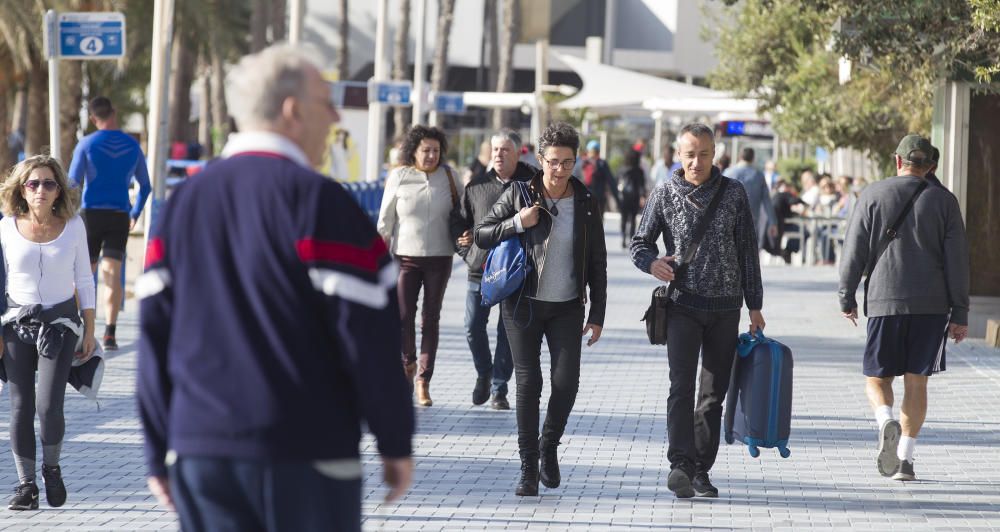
137, 153, 414, 477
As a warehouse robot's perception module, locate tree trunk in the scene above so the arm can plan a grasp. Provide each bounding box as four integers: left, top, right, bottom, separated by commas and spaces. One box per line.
270, 0, 287, 42
198, 67, 213, 157
429, 0, 455, 127
492, 0, 519, 130
392, 0, 411, 136
11, 86, 28, 135
336, 0, 349, 80
483, 0, 498, 93
0, 81, 10, 172
168, 32, 196, 146
250, 0, 270, 52
210, 45, 229, 155
25, 61, 48, 157
59, 61, 83, 165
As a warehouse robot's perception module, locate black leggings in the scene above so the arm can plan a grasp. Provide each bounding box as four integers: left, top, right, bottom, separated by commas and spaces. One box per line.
3, 325, 77, 483
501, 298, 584, 455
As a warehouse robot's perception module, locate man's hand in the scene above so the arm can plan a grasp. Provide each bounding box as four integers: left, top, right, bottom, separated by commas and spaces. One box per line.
948, 323, 968, 344
130, 217, 138, 231
382, 457, 413, 504
582, 323, 603, 346
749, 310, 766, 336
650, 256, 675, 282
147, 476, 174, 511
518, 205, 541, 228
843, 308, 858, 327
456, 230, 472, 247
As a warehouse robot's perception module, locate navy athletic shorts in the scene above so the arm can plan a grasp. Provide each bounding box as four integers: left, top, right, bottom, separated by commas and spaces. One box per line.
864, 314, 949, 377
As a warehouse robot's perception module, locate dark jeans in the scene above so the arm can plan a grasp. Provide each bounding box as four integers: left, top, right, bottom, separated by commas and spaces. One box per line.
665, 304, 741, 476
620, 208, 639, 245
397, 255, 452, 381
170, 456, 362, 532
502, 298, 585, 454
465, 280, 513, 395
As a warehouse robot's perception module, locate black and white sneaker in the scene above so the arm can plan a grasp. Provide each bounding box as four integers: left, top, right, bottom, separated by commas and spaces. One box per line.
42, 465, 67, 507
892, 460, 916, 481
667, 468, 694, 499
692, 472, 719, 498
8, 481, 39, 511
876, 419, 902, 477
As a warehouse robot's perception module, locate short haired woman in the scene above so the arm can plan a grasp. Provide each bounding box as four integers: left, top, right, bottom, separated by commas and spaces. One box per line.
0, 155, 97, 510
475, 122, 608, 496
377, 125, 461, 407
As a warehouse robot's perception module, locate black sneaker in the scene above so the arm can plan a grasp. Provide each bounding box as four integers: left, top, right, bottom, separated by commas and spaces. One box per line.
472, 376, 490, 405
42, 465, 66, 507
692, 472, 719, 498
103, 335, 118, 351
539, 437, 560, 488
892, 459, 916, 481
8, 481, 39, 511
667, 467, 695, 499
876, 419, 902, 477
490, 392, 510, 410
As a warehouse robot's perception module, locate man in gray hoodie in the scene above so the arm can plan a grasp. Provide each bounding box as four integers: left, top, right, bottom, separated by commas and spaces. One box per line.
838, 134, 969, 483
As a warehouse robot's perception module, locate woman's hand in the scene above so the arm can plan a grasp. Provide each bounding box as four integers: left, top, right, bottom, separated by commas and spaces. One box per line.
76, 335, 97, 361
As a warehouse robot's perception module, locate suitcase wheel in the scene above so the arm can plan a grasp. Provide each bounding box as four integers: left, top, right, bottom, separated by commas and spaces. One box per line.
779, 446, 791, 458
747, 445, 760, 458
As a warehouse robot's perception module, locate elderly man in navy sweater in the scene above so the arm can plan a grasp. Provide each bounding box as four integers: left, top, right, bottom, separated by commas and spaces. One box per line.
137, 44, 414, 531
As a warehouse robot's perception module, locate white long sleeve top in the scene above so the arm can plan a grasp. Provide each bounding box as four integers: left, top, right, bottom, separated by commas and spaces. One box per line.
1, 215, 96, 310
376, 165, 461, 257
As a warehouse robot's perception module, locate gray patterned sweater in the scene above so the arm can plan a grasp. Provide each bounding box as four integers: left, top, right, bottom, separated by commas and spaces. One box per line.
630, 167, 763, 311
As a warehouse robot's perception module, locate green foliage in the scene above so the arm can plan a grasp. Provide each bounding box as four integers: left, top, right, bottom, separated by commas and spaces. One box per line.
775, 157, 816, 190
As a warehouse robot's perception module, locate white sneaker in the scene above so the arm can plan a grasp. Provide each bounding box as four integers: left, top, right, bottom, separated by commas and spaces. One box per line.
876, 419, 902, 477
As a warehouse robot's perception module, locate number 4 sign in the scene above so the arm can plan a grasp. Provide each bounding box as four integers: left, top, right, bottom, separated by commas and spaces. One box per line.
56, 12, 126, 59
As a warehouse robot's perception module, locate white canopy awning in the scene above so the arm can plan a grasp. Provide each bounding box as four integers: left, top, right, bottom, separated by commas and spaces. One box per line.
555, 53, 724, 111
643, 96, 761, 116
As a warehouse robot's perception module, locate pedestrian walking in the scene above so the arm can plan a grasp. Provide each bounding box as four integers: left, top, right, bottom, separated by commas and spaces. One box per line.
137, 44, 414, 531
579, 140, 616, 217
475, 122, 607, 497
838, 134, 969, 482
630, 123, 765, 499
451, 129, 534, 410
723, 148, 778, 250
377, 125, 462, 407
0, 155, 97, 510
68, 97, 152, 352
651, 144, 680, 188
617, 149, 647, 249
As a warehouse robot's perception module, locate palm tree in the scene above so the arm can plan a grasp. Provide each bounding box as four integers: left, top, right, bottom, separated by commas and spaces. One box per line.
392, 0, 411, 135
492, 0, 519, 130
336, 0, 349, 80
428, 0, 455, 127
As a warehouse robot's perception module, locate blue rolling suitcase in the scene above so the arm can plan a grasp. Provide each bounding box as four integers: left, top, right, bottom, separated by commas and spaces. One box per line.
724, 331, 793, 458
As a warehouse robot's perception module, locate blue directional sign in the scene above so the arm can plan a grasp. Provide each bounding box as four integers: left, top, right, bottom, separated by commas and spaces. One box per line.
368, 81, 412, 106
435, 92, 465, 114
58, 12, 125, 59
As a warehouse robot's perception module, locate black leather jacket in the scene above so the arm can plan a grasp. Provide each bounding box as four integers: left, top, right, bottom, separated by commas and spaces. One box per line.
474, 171, 608, 326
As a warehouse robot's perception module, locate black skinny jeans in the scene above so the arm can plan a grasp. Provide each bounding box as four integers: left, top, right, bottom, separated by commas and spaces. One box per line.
501, 298, 584, 455
665, 304, 740, 476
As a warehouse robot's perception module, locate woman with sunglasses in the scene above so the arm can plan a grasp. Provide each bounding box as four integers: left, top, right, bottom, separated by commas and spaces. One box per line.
475, 122, 607, 496
0, 155, 97, 510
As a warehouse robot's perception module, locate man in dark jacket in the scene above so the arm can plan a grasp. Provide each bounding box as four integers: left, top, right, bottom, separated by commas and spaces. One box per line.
452, 129, 534, 409
137, 44, 414, 531
839, 134, 969, 483
580, 140, 617, 217
630, 123, 765, 500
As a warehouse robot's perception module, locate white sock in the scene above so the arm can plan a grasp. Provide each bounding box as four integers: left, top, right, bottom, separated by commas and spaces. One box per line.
898, 436, 916, 461
874, 405, 893, 429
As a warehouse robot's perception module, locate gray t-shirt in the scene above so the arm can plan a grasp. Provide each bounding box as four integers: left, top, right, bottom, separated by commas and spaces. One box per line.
534, 198, 577, 302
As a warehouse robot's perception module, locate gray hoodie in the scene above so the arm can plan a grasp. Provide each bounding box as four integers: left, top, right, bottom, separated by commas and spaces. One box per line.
838, 175, 969, 325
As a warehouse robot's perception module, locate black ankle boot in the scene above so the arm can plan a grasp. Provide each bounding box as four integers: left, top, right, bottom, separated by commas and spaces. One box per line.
539, 437, 561, 488
515, 453, 539, 496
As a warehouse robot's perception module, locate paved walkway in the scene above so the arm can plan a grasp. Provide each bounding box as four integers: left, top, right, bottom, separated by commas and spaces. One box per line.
1, 224, 998, 530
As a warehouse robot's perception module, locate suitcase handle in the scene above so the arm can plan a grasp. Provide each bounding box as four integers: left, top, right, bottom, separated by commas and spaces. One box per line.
736, 330, 768, 358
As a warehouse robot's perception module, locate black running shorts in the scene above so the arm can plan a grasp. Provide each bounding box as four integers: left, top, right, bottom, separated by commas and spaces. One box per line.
81, 209, 130, 262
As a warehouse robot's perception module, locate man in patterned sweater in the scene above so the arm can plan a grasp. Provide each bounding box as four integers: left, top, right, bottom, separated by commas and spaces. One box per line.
630, 123, 766, 499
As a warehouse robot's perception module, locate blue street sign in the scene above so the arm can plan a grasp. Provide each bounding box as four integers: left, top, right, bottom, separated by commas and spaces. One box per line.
435, 92, 465, 114
368, 81, 412, 106
58, 12, 125, 59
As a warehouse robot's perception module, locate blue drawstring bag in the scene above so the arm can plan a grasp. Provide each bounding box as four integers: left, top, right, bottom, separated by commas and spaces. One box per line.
481, 182, 532, 307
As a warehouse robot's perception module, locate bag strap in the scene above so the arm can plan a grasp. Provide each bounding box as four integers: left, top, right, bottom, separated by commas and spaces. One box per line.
674, 177, 730, 279
862, 179, 929, 313
443, 166, 459, 207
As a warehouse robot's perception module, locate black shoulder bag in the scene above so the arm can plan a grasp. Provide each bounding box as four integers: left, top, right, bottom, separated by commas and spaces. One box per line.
861, 179, 929, 315
642, 178, 729, 345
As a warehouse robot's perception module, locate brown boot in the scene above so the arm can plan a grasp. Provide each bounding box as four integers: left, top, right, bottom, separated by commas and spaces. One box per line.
403, 362, 417, 382
415, 379, 433, 407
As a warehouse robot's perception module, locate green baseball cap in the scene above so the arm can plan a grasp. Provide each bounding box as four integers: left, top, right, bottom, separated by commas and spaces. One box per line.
895, 134, 933, 164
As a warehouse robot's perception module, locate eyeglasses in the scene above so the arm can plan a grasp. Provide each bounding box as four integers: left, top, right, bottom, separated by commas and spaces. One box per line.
23, 179, 60, 192
541, 157, 576, 170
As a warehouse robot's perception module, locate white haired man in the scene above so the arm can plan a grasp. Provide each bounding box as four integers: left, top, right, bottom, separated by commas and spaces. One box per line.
137, 44, 414, 530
